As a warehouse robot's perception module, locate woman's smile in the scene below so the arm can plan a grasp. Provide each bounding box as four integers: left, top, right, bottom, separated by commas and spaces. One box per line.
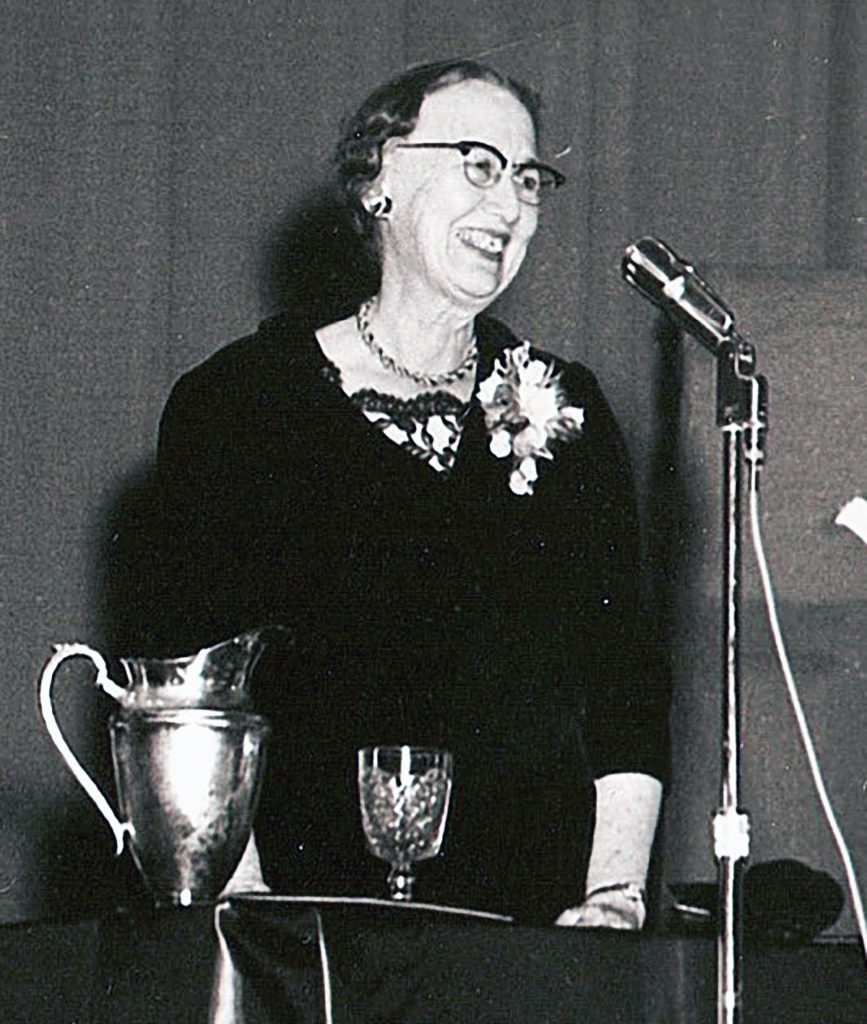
455, 226, 509, 262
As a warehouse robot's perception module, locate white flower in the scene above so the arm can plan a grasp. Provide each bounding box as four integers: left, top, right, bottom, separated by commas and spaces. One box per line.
512, 423, 547, 459
477, 370, 505, 405
560, 405, 585, 430
509, 468, 534, 496
521, 356, 550, 386
518, 456, 539, 482
520, 383, 561, 431
489, 428, 512, 459
477, 339, 585, 496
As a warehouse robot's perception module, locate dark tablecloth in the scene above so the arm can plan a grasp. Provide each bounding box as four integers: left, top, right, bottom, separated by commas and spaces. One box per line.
2, 896, 866, 1022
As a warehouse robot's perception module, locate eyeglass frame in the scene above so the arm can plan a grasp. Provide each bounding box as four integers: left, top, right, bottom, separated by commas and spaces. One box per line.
394, 139, 566, 205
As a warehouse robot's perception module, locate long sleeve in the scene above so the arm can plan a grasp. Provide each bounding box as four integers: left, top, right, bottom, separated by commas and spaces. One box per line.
150, 325, 303, 654
523, 353, 671, 785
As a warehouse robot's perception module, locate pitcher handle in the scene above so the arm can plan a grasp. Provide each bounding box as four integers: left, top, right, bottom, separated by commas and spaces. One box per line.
38, 643, 134, 856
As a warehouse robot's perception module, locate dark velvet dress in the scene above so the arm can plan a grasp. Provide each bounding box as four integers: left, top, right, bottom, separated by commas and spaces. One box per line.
153, 309, 669, 923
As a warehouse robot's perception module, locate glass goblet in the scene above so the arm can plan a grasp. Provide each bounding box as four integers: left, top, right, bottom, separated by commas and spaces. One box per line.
357, 745, 453, 902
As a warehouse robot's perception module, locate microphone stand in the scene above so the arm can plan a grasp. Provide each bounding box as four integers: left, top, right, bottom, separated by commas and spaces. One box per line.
620, 238, 767, 1024
714, 336, 760, 1024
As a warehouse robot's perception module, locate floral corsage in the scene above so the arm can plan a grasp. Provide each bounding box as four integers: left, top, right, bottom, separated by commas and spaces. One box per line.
477, 341, 585, 496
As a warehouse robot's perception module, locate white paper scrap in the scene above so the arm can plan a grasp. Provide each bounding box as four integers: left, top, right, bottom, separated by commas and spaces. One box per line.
835, 496, 867, 547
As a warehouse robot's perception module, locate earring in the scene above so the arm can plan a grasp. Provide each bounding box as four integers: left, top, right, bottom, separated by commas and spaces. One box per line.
365, 194, 392, 219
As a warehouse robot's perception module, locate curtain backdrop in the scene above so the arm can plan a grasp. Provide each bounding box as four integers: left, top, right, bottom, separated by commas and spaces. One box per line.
2, 0, 865, 929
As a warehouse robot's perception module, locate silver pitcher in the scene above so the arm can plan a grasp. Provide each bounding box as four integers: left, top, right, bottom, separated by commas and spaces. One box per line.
38, 629, 274, 906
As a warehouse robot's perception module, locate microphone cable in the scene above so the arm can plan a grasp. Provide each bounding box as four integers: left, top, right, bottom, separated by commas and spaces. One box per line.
746, 417, 867, 963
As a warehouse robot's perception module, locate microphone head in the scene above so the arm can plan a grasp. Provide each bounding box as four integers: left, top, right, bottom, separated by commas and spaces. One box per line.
622, 237, 736, 353
622, 237, 684, 297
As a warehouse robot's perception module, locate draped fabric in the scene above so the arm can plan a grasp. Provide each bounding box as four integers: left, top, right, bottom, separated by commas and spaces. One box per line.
3, 0, 865, 926
206, 898, 867, 1023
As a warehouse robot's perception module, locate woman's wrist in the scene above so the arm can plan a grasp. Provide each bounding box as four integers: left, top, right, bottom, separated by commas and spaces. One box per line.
556, 882, 647, 929
584, 881, 646, 905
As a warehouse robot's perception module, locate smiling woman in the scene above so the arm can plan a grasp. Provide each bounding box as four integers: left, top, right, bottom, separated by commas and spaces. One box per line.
152, 59, 670, 927
371, 79, 540, 312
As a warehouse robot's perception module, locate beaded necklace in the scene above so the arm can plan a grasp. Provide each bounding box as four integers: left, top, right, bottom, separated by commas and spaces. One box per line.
355, 298, 477, 389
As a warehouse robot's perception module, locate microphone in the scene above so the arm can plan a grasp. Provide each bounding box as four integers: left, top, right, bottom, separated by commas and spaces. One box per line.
621, 237, 737, 354
623, 237, 768, 458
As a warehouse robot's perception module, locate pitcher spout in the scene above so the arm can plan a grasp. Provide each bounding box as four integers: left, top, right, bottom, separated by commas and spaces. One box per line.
119, 624, 286, 710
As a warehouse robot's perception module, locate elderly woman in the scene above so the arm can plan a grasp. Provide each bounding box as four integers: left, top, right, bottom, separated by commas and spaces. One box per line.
154, 59, 669, 927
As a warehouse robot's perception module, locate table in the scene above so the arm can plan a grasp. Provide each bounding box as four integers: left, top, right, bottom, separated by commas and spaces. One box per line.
2, 896, 866, 1022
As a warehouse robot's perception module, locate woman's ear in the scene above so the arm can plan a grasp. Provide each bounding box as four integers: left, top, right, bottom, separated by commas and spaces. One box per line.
361, 140, 399, 219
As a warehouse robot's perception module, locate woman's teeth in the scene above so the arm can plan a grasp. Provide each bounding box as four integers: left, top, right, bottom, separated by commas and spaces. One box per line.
458, 228, 506, 257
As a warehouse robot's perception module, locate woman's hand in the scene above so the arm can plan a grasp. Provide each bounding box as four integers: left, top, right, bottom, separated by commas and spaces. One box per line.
555, 882, 646, 930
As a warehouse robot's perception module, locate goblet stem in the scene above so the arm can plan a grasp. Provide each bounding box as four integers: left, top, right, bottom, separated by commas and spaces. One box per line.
387, 862, 415, 901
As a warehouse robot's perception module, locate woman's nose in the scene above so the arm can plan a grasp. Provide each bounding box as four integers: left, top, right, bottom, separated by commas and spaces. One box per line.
483, 173, 522, 223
